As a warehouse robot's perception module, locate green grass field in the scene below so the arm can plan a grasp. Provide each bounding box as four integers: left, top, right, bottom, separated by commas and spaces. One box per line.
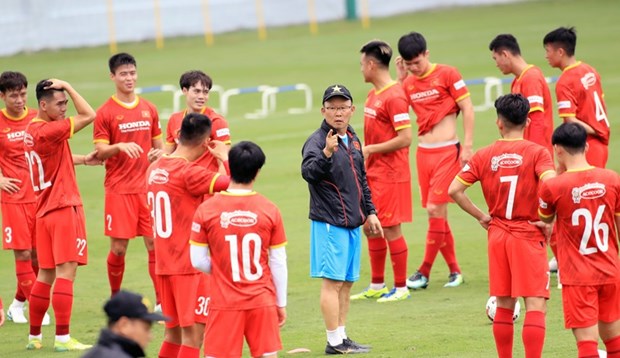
1, 0, 619, 356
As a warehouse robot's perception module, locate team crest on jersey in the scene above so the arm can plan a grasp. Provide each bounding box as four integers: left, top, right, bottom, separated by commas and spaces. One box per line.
142, 110, 151, 118
491, 153, 523, 172
2, 127, 10, 133
374, 100, 382, 107
23, 133, 34, 147
148, 168, 169, 184
116, 115, 124, 121
571, 182, 606, 204
580, 73, 596, 90
220, 210, 257, 228
353, 140, 361, 151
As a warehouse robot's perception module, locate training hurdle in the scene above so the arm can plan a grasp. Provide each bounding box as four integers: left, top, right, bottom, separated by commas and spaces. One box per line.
466, 76, 558, 112
220, 83, 312, 119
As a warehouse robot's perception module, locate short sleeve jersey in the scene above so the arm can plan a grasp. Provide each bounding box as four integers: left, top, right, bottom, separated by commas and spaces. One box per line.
363, 82, 412, 182
164, 107, 231, 172
24, 118, 82, 217
511, 65, 554, 156
190, 191, 287, 310
402, 64, 470, 136
456, 139, 554, 239
94, 96, 162, 194
556, 62, 609, 144
146, 156, 222, 275
539, 167, 620, 285
0, 108, 38, 203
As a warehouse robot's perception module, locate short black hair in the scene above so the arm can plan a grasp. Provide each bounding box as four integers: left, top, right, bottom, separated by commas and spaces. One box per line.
35, 79, 62, 102
552, 122, 586, 154
397, 32, 427, 61
229, 141, 265, 184
543, 27, 576, 57
360, 40, 392, 68
179, 70, 213, 91
109, 53, 137, 74
494, 93, 530, 128
489, 34, 521, 55
179, 113, 212, 146
0, 71, 28, 93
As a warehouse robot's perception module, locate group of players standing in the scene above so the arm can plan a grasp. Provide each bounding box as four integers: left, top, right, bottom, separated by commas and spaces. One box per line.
0, 23, 617, 358
301, 26, 617, 357
0, 52, 289, 358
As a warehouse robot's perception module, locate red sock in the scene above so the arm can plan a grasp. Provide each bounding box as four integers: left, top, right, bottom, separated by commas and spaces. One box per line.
368, 238, 387, 284
159, 341, 181, 358
440, 222, 461, 273
107, 251, 125, 297
148, 250, 160, 304
28, 281, 52, 336
577, 340, 599, 358
605, 335, 620, 358
522, 310, 545, 358
178, 345, 200, 358
52, 278, 73, 336
15, 283, 26, 302
16, 260, 36, 301
419, 218, 446, 278
388, 236, 408, 288
493, 307, 514, 358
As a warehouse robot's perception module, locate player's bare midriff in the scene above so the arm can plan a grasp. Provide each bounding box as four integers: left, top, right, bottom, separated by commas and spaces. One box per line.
418, 112, 458, 145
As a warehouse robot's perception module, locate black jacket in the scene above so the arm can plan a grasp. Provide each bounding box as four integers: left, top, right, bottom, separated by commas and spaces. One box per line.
81, 329, 145, 358
301, 120, 376, 228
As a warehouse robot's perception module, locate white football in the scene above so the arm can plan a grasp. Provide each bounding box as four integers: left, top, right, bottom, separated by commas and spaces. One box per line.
486, 296, 520, 322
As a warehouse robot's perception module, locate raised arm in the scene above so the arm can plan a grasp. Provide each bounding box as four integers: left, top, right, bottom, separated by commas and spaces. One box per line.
44, 79, 95, 133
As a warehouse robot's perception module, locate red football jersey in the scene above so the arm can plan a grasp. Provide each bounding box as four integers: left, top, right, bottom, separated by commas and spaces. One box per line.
556, 62, 609, 144
511, 65, 554, 156
0, 108, 37, 203
456, 139, 554, 239
24, 118, 82, 217
363, 81, 412, 182
146, 156, 222, 275
402, 64, 470, 136
164, 107, 231, 172
94, 96, 162, 194
539, 167, 620, 285
190, 191, 287, 310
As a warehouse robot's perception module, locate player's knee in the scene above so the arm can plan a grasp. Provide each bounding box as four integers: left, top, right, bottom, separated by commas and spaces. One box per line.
13, 249, 32, 261
426, 203, 447, 218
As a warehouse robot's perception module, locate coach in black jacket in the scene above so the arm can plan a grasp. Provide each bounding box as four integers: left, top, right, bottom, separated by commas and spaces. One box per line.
301, 84, 382, 354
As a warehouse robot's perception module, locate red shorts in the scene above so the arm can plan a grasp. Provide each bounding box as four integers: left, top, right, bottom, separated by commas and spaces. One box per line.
586, 137, 608, 168
366, 179, 412, 227
158, 273, 206, 328
195, 274, 211, 324
2, 202, 36, 250
204, 306, 282, 358
104, 192, 152, 239
36, 206, 88, 269
487, 225, 550, 298
416, 143, 461, 208
562, 282, 620, 329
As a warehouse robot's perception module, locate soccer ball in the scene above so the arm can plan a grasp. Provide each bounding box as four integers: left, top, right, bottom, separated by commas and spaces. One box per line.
485, 296, 520, 322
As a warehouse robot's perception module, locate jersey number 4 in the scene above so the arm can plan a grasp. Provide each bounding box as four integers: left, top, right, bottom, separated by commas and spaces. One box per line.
573, 205, 609, 255
225, 234, 263, 282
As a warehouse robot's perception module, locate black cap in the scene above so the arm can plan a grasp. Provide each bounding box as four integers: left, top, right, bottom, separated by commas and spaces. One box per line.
104, 290, 169, 323
322, 84, 353, 103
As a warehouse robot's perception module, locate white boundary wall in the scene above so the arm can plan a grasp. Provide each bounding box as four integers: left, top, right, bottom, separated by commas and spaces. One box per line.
1, 0, 518, 57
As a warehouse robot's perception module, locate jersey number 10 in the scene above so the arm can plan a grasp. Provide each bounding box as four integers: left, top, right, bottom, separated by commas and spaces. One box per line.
225, 234, 263, 282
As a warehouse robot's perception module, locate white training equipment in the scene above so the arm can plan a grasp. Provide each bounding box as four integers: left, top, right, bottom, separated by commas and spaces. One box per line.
485, 296, 521, 322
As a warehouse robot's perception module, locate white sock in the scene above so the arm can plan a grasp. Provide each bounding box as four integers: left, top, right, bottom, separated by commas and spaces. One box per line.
55, 334, 70, 343
29, 334, 42, 340
327, 329, 343, 346
337, 326, 347, 340
11, 299, 25, 308
369, 283, 385, 290
396, 286, 409, 293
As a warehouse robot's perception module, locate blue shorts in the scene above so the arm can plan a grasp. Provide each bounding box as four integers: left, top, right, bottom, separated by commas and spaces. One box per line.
309, 220, 361, 282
